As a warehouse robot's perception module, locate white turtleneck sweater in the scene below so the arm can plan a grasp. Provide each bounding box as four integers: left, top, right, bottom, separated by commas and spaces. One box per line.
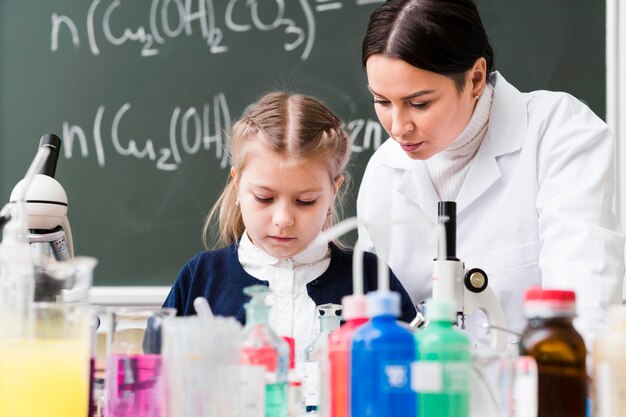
425, 82, 495, 200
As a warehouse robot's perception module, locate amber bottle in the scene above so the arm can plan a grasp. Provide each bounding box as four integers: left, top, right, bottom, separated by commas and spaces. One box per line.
519, 287, 586, 417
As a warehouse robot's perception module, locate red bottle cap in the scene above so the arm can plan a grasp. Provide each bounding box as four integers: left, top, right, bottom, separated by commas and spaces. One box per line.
524, 287, 576, 302
524, 286, 576, 317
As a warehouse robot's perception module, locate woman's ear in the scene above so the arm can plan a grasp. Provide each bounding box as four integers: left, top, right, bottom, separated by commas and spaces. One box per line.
469, 57, 487, 98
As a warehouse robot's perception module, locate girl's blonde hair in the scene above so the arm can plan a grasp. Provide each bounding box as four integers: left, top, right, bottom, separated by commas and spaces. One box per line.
203, 92, 351, 248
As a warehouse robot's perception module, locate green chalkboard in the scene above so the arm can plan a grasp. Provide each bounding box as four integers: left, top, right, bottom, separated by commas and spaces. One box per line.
0, 0, 605, 286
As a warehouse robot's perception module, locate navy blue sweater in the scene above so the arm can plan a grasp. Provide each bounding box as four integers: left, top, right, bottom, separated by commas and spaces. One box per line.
163, 243, 417, 324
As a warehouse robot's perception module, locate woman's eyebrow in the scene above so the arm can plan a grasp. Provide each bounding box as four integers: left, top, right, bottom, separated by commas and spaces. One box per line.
367, 86, 436, 100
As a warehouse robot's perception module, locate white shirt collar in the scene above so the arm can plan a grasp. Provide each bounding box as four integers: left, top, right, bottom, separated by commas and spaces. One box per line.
238, 231, 330, 267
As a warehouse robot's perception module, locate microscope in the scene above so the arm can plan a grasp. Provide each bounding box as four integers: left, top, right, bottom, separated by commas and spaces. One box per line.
312, 201, 508, 348
432, 201, 508, 349
0, 134, 80, 303
6, 134, 74, 263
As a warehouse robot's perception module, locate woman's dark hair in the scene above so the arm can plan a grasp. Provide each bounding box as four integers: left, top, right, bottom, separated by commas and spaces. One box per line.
362, 0, 494, 92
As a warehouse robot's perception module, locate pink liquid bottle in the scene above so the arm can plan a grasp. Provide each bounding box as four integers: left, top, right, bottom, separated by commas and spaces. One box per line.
328, 294, 368, 417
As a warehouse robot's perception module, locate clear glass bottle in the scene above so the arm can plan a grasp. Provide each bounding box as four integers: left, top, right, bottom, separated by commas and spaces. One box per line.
593, 304, 626, 417
240, 285, 289, 417
518, 287, 586, 417
303, 303, 342, 415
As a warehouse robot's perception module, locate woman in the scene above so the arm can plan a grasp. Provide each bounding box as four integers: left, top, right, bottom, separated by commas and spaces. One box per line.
357, 0, 625, 347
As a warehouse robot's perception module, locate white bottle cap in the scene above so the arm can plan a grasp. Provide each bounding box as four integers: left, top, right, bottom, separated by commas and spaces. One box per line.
341, 294, 368, 320
366, 291, 400, 318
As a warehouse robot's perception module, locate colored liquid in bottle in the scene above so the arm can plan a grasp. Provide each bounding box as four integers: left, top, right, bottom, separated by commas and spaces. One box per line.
0, 338, 90, 417
266, 382, 288, 416
240, 285, 289, 417
351, 316, 418, 417
105, 353, 163, 417
519, 287, 586, 417
241, 344, 288, 417
328, 317, 368, 417
533, 363, 586, 417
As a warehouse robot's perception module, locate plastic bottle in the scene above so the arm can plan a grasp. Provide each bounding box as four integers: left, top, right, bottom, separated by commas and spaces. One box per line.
593, 304, 626, 417
328, 294, 369, 417
350, 291, 418, 417
240, 285, 289, 417
303, 303, 342, 415
519, 286, 586, 417
413, 298, 470, 417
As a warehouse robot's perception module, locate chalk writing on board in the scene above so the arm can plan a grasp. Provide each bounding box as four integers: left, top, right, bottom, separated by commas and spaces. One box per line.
50, 0, 384, 60
60, 92, 385, 172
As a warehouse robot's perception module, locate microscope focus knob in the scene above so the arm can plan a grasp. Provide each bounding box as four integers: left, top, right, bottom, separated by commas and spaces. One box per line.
464, 268, 488, 293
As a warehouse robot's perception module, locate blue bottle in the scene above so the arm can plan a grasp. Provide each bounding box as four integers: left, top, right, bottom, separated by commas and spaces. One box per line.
350, 291, 418, 417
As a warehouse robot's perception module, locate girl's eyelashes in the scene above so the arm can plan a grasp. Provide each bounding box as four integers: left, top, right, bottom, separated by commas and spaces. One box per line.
252, 195, 317, 206
253, 195, 273, 203
297, 199, 317, 206
254, 195, 317, 206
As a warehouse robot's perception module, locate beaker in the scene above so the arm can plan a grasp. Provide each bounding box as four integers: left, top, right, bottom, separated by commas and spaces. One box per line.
162, 314, 242, 417
103, 306, 176, 417
0, 303, 94, 417
33, 256, 97, 303
469, 347, 518, 417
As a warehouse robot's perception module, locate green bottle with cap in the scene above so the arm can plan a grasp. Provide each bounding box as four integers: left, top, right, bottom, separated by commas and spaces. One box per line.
413, 298, 471, 417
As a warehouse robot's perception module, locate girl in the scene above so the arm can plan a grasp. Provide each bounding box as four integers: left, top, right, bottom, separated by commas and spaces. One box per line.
164, 92, 416, 360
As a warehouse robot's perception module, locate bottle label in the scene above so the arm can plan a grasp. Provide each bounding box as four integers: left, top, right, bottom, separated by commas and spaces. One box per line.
381, 362, 412, 393
512, 356, 538, 417
302, 361, 321, 407
239, 365, 266, 417
411, 361, 470, 393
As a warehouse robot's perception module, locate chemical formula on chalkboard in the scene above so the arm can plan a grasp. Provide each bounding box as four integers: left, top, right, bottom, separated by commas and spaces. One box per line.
50, 0, 385, 61
60, 93, 384, 172
48, 0, 387, 172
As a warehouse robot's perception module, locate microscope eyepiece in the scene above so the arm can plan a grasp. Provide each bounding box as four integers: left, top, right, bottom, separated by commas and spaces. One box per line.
437, 201, 458, 260
37, 133, 62, 178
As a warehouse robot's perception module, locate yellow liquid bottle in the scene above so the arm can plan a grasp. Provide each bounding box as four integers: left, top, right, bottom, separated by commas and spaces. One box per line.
0, 338, 91, 417
0, 305, 92, 417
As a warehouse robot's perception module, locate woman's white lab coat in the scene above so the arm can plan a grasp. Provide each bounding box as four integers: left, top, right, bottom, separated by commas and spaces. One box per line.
357, 72, 625, 347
